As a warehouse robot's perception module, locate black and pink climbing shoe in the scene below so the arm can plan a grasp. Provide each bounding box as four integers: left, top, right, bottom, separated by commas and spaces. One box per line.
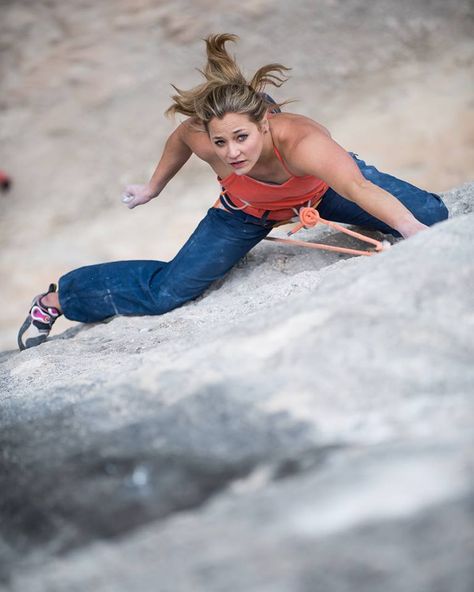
18, 283, 62, 350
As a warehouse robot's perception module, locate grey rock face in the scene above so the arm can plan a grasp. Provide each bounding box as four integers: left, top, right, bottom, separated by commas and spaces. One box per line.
1, 184, 473, 591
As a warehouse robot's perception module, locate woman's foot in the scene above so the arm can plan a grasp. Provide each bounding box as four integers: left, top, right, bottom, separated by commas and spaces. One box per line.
17, 284, 62, 350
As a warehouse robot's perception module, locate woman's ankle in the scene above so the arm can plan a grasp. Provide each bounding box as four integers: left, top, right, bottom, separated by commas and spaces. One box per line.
41, 291, 61, 312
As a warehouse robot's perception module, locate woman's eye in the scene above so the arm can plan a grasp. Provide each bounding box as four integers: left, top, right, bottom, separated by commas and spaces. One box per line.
214, 140, 225, 147
237, 134, 248, 142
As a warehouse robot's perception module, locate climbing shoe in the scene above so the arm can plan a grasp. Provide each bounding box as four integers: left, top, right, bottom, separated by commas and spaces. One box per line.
17, 283, 62, 350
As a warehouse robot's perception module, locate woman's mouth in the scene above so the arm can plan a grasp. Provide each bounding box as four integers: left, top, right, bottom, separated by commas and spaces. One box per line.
230, 160, 246, 169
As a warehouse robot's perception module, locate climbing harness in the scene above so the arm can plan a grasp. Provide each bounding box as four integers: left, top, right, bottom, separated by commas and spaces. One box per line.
264, 200, 390, 257
215, 193, 390, 256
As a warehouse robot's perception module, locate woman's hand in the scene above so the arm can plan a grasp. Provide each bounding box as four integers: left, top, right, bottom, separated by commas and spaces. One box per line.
121, 184, 155, 209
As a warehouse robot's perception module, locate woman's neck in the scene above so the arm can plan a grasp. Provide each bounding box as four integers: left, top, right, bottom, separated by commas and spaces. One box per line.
245, 128, 291, 183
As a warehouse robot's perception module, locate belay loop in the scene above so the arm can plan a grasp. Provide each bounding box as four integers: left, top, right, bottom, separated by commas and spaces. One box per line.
264, 204, 390, 257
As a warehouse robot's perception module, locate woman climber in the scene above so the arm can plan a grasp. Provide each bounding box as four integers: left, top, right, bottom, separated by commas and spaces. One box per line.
18, 33, 448, 350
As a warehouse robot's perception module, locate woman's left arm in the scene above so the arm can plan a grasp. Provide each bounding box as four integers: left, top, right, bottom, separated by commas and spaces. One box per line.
288, 132, 427, 238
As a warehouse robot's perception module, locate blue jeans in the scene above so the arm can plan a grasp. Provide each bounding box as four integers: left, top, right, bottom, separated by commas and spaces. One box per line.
59, 155, 448, 322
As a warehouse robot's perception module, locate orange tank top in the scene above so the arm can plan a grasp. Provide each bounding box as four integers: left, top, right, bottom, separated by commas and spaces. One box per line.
217, 144, 329, 221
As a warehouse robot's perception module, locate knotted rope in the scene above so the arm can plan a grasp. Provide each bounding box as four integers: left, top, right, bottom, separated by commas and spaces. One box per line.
264, 203, 390, 256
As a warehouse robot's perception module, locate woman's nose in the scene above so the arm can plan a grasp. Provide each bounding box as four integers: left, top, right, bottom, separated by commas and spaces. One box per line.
227, 142, 240, 159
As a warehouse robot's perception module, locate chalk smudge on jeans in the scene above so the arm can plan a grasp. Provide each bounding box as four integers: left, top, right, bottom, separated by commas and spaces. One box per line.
106, 288, 120, 316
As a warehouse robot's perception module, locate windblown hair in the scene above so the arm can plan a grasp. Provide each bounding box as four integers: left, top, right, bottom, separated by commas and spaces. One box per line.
165, 34, 291, 127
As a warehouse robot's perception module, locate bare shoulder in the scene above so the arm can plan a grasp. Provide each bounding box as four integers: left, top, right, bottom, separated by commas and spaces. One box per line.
270, 112, 335, 174
270, 112, 332, 145
178, 118, 216, 161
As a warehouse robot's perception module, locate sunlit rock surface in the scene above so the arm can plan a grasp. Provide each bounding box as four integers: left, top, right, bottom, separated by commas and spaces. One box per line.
1, 183, 473, 591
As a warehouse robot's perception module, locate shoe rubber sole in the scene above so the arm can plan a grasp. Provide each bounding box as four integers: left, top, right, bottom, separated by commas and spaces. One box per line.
17, 316, 49, 351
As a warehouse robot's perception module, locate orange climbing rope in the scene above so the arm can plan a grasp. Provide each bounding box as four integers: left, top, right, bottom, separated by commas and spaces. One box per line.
264, 204, 390, 256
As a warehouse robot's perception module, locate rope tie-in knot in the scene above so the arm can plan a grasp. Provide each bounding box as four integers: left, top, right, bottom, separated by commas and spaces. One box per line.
287, 206, 320, 236
266, 200, 391, 256
299, 206, 319, 228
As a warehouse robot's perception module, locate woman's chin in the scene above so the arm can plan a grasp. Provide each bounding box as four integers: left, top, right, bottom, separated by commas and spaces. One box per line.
233, 162, 252, 175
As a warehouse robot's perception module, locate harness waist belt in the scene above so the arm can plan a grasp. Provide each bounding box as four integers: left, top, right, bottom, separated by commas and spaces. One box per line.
215, 191, 327, 222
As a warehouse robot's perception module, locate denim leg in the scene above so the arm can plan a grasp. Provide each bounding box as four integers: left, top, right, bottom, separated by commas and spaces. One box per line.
317, 155, 449, 237
59, 208, 273, 322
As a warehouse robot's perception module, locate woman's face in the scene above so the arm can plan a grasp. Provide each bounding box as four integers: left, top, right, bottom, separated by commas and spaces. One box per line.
208, 112, 267, 175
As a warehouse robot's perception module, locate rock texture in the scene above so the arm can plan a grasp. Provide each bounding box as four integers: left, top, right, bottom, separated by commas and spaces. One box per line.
1, 183, 473, 591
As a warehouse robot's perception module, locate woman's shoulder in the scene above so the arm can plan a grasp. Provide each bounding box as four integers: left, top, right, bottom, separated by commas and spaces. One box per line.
178, 117, 216, 160
270, 112, 332, 168
178, 117, 206, 141
270, 112, 332, 143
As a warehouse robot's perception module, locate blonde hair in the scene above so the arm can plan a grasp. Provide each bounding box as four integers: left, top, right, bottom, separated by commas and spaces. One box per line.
165, 34, 291, 127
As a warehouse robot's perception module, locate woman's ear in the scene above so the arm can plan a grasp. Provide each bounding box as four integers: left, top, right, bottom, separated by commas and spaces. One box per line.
260, 118, 269, 134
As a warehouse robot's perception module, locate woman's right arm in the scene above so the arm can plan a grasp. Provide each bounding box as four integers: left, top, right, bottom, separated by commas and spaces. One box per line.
122, 122, 193, 209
